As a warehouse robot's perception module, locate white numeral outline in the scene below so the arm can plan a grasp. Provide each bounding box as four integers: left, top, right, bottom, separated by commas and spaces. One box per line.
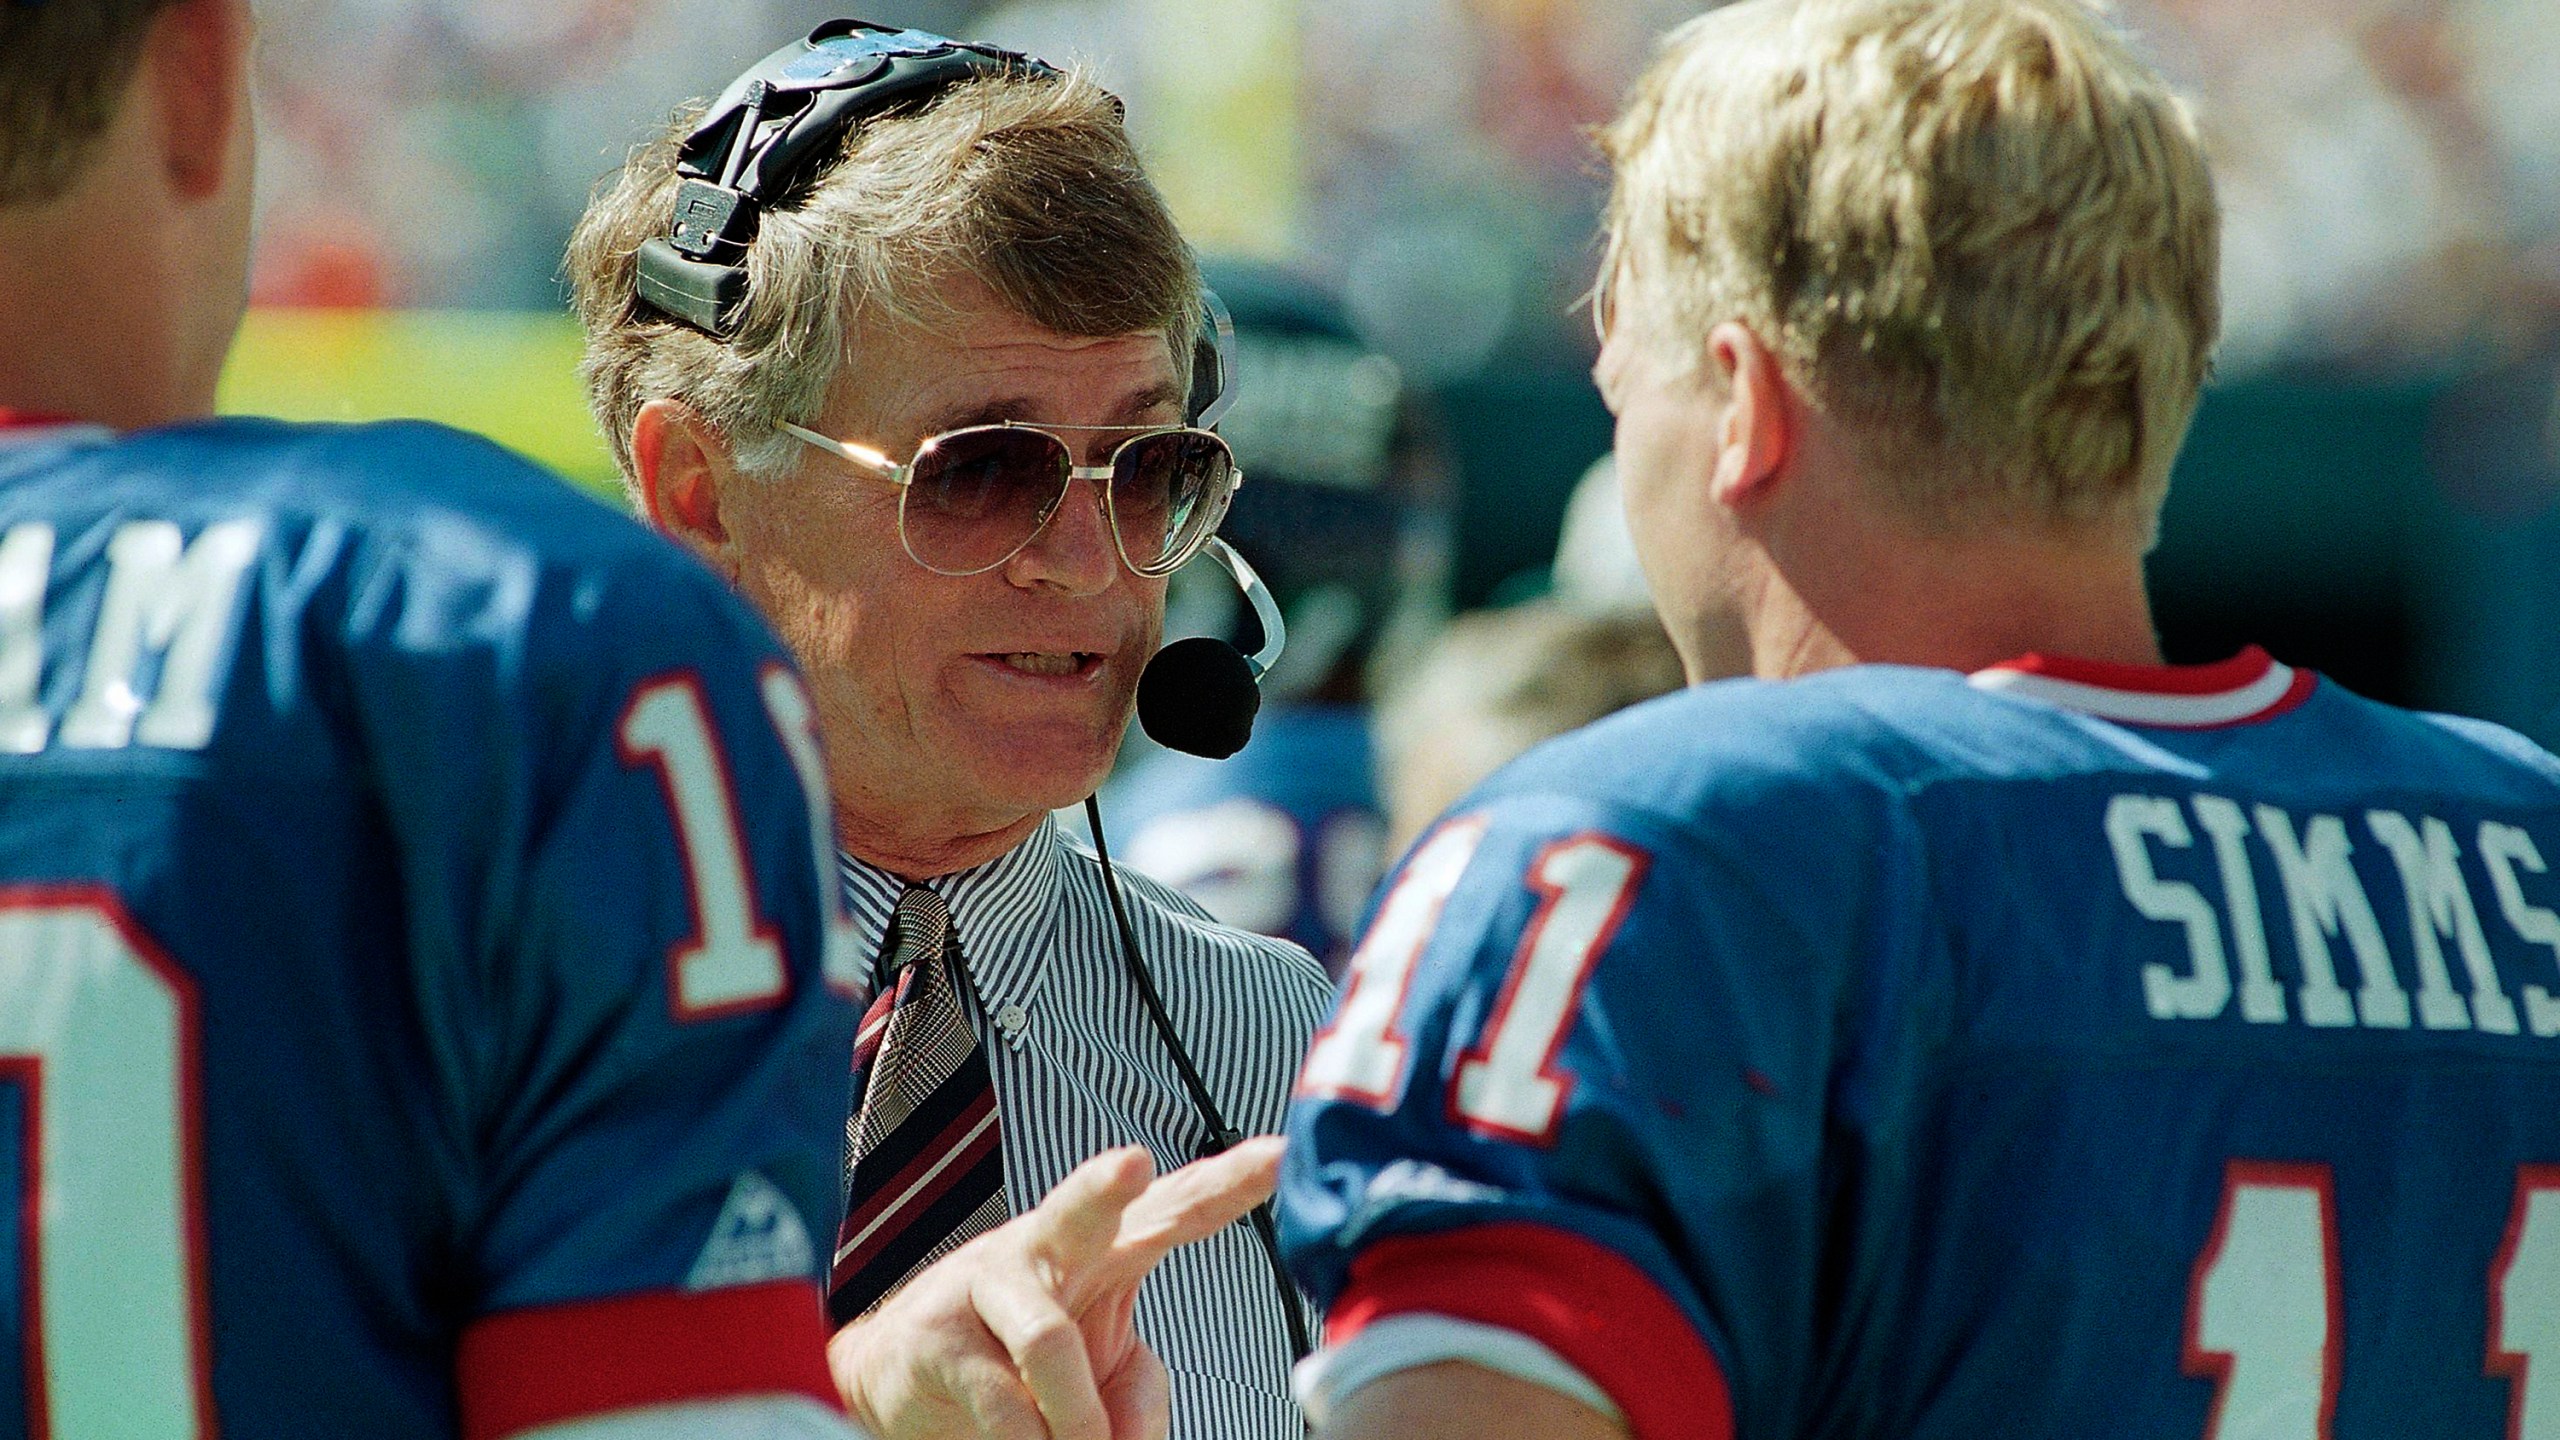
617, 672, 787, 1020
2491, 1166, 2560, 1439
1448, 835, 1649, 1145
757, 663, 863, 1000
1, 887, 215, 1438
2185, 1160, 2340, 1440
1298, 819, 1487, 1106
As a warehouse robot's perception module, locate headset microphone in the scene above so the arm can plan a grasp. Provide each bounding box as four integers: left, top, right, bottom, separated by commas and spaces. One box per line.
1137, 538, 1286, 759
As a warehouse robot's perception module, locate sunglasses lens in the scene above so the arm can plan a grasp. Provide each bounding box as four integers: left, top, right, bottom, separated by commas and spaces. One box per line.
901, 428, 1070, 573
1109, 430, 1233, 573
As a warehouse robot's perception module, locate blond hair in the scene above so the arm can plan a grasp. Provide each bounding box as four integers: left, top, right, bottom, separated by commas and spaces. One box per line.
569, 68, 1201, 493
1599, 0, 2219, 539
0, 0, 179, 205
1374, 602, 1692, 851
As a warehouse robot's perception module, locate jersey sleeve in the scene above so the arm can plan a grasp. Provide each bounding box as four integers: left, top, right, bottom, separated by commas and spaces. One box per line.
1277, 778, 1895, 1440
334, 470, 859, 1439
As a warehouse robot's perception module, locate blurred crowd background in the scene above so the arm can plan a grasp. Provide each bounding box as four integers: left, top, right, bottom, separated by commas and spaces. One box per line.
228, 0, 2560, 767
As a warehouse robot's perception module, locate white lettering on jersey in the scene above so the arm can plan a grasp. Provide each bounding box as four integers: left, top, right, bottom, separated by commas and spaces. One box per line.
2107, 794, 2233, 1021
58, 519, 261, 752
2365, 810, 2521, 1034
2480, 823, 2560, 1038
2192, 795, 2288, 1023
2112, 795, 2560, 1039
0, 522, 53, 753
2254, 807, 2410, 1029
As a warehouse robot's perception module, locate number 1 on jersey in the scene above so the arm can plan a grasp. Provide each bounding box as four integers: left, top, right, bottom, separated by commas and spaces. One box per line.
2186, 1162, 2340, 1440
1452, 836, 1649, 1143
1299, 819, 1487, 1106
2493, 1168, 2560, 1439
1, 891, 212, 1438
618, 674, 786, 1019
1299, 821, 1649, 1145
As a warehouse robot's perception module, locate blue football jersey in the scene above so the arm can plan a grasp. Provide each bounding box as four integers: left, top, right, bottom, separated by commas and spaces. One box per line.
1280, 649, 2560, 1440
1112, 704, 1386, 973
0, 416, 861, 1439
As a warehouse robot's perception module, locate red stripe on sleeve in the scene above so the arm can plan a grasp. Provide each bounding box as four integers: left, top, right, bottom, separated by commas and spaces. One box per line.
1327, 1222, 1733, 1440
458, 1278, 839, 1440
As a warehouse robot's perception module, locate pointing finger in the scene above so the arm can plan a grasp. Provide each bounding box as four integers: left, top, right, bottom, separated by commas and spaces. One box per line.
1019, 1145, 1159, 1276
1107, 1136, 1283, 1279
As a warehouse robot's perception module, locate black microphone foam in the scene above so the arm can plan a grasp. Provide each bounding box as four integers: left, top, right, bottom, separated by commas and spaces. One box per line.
1137, 636, 1261, 759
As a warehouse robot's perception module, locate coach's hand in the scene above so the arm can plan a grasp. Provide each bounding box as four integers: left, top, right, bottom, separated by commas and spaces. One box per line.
829, 1136, 1286, 1440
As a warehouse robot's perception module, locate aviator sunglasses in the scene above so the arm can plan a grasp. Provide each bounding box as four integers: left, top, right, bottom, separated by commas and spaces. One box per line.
781, 419, 1242, 578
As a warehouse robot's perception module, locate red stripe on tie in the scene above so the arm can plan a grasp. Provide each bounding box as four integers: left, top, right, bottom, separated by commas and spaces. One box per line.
833, 1089, 1002, 1276
457, 1279, 837, 1440
850, 985, 899, 1074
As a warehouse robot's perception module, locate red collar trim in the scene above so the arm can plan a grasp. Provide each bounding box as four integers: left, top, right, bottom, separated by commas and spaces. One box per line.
0, 408, 113, 449
1968, 646, 2317, 729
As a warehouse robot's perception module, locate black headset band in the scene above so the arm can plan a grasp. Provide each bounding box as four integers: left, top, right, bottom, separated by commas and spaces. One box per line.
632, 18, 1230, 426
635, 22, 1054, 335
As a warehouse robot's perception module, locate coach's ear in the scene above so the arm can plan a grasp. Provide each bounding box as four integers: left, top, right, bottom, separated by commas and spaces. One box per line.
1703, 321, 1794, 514
632, 400, 739, 582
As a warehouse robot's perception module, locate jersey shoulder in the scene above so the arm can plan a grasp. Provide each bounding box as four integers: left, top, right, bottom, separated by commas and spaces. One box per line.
132, 418, 769, 667
2295, 683, 2560, 804
1462, 667, 2014, 853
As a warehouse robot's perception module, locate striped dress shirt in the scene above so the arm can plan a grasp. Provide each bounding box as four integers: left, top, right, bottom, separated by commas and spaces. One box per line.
839, 815, 1333, 1440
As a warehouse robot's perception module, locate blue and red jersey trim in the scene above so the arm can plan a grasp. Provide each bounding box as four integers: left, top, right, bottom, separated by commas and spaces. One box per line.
457, 1278, 839, 1440
1323, 1221, 1734, 1440
1969, 645, 2316, 729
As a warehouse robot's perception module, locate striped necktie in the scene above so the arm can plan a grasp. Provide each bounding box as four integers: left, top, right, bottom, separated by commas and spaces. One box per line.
828, 884, 1010, 1326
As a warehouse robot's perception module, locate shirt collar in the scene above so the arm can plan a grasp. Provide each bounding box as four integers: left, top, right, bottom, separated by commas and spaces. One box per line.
1967, 645, 2316, 729
0, 409, 112, 450
837, 816, 1065, 1010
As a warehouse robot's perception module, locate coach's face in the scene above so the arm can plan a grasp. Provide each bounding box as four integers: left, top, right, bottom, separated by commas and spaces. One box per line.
723, 271, 1175, 868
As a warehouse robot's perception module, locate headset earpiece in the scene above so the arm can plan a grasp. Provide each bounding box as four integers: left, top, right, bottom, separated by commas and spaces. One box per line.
1188, 286, 1237, 429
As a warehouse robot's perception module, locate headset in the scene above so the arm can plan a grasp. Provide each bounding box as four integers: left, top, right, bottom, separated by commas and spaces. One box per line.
635, 19, 1275, 763
641, 19, 1309, 1360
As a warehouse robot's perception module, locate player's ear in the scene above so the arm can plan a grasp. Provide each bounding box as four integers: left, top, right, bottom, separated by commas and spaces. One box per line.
632, 400, 741, 581
147, 0, 253, 202
1704, 321, 1793, 513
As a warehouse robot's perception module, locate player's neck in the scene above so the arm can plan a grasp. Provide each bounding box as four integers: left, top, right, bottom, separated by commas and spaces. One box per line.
0, 129, 221, 432
1744, 502, 2163, 680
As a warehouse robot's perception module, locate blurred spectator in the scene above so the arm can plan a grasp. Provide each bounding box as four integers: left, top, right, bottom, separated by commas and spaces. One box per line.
242, 0, 2557, 380
1111, 257, 1455, 974
1549, 454, 1653, 615
1372, 600, 1688, 855
247, 0, 990, 308
2128, 0, 2559, 373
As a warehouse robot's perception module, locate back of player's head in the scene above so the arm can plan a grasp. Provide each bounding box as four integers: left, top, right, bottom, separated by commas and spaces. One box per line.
1599, 0, 2220, 543
0, 0, 182, 206
568, 55, 1201, 499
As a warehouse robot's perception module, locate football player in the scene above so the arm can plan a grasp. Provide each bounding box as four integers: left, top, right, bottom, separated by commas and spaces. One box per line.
1111, 257, 1454, 974
1278, 1, 2560, 1438
0, 4, 1276, 1438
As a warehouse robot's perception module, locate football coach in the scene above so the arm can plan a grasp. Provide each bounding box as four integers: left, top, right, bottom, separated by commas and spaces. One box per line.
567, 22, 1330, 1440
